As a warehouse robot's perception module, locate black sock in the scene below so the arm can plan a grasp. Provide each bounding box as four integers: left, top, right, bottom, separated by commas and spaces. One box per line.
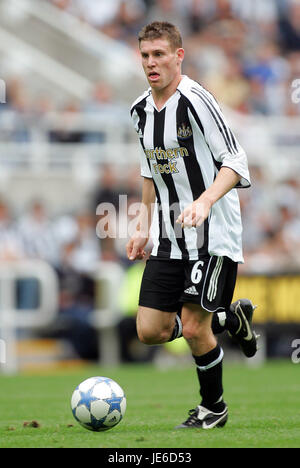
168, 314, 183, 342
225, 309, 240, 335
211, 309, 240, 335
211, 312, 226, 334
193, 344, 225, 413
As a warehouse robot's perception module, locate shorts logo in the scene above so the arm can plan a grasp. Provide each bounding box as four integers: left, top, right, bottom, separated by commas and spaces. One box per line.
177, 123, 192, 139
184, 286, 199, 296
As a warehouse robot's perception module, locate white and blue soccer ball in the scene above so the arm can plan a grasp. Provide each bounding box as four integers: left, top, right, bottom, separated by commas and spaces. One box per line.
71, 376, 126, 431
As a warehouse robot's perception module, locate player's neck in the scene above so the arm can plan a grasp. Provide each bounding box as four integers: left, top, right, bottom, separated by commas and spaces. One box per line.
151, 74, 183, 111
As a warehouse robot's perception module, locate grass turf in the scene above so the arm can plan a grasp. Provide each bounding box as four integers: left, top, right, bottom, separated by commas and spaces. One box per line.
0, 360, 299, 448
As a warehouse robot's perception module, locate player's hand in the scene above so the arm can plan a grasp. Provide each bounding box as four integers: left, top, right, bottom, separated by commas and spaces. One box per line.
126, 231, 149, 261
176, 197, 212, 228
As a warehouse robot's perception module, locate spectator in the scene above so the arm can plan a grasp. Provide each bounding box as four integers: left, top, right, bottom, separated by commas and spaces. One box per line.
1, 77, 31, 142
67, 211, 102, 274
146, 0, 190, 36
73, 0, 122, 31
206, 56, 250, 112
278, 0, 300, 52
115, 0, 146, 44
83, 81, 128, 143
92, 164, 120, 214
92, 165, 122, 261
49, 236, 98, 360
0, 198, 41, 310
49, 101, 84, 143
17, 200, 59, 267
0, 198, 25, 261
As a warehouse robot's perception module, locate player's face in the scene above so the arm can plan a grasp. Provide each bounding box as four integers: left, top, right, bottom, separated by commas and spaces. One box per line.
140, 38, 184, 94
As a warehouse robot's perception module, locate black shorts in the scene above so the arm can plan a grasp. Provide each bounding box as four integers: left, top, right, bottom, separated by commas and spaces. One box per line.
139, 255, 238, 313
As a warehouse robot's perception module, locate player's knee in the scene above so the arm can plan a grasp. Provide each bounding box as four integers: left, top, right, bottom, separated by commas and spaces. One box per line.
182, 323, 198, 341
137, 325, 172, 345
182, 320, 212, 342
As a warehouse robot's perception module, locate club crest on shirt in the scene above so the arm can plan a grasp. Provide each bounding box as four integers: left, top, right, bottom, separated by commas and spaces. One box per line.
177, 123, 193, 139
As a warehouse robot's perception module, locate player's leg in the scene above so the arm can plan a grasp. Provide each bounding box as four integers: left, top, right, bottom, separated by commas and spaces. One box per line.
226, 298, 259, 357
210, 260, 259, 357
175, 256, 236, 429
136, 258, 184, 345
176, 299, 258, 356
136, 306, 178, 344
175, 303, 228, 429
210, 261, 239, 335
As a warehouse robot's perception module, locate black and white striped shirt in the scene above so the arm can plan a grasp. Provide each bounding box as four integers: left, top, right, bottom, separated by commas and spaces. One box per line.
130, 75, 250, 263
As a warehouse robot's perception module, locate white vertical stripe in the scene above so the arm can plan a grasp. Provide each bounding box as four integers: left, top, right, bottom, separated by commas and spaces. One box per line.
207, 257, 220, 301
207, 256, 223, 302
212, 256, 223, 300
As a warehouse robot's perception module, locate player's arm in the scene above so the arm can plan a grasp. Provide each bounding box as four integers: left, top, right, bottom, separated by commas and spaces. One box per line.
126, 177, 155, 260
177, 88, 251, 228
177, 167, 240, 227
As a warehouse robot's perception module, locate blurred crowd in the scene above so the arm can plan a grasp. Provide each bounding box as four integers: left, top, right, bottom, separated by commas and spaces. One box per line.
0, 1, 299, 321
44, 0, 300, 116
2, 0, 300, 125
2, 8, 300, 272
0, 163, 299, 274
1, 164, 299, 361
0, 0, 299, 364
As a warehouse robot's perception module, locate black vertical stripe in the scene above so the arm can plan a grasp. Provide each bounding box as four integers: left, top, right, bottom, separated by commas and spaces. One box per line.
152, 108, 172, 257
229, 128, 238, 153
176, 95, 209, 255
133, 98, 151, 174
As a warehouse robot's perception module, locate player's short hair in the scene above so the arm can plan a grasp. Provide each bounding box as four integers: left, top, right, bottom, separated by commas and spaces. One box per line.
138, 21, 182, 50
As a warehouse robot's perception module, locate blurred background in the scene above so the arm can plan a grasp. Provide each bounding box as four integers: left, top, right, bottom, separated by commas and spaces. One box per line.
0, 0, 300, 374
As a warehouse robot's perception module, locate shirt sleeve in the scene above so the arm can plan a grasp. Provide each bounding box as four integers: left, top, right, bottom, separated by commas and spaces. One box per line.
131, 106, 152, 179
138, 142, 152, 179
191, 88, 251, 188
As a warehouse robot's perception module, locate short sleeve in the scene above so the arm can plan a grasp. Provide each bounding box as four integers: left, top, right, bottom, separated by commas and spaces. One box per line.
190, 86, 251, 188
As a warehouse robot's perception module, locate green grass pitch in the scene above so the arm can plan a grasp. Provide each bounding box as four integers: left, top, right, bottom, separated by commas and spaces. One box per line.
0, 360, 299, 448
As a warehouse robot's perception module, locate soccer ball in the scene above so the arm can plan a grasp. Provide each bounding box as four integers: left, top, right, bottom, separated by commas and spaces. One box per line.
71, 376, 126, 431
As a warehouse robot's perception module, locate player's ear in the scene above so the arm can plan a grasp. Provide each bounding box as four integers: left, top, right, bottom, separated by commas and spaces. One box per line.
176, 48, 184, 64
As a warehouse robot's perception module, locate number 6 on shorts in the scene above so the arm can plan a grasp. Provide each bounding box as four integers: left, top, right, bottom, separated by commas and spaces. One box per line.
190, 260, 204, 284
